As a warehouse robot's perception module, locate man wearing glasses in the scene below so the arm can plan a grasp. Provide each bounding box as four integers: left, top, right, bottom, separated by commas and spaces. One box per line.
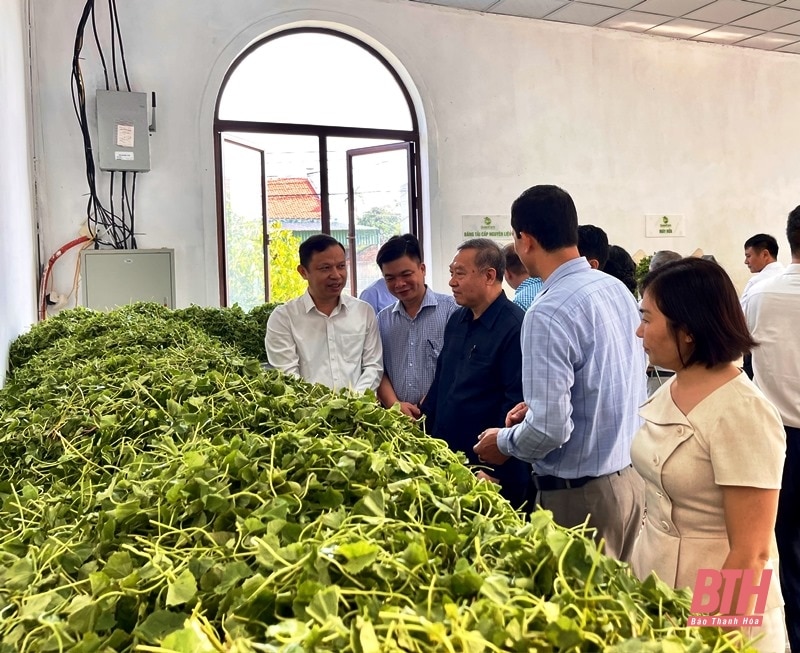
421, 238, 530, 509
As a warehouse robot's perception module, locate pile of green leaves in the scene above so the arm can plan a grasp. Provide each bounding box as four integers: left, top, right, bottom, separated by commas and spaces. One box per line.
8, 302, 277, 370
0, 306, 751, 652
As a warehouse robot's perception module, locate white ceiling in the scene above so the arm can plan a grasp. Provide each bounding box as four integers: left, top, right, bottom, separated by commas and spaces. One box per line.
407, 0, 800, 53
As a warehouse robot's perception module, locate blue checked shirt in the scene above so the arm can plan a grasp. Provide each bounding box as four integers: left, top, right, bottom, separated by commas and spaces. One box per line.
377, 287, 458, 405
497, 257, 647, 478
513, 276, 543, 311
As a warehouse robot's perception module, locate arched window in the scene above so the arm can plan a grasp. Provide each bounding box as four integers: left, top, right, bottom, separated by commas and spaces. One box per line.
214, 28, 421, 309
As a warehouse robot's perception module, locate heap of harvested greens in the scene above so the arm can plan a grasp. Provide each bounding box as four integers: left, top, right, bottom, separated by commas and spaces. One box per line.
0, 304, 751, 652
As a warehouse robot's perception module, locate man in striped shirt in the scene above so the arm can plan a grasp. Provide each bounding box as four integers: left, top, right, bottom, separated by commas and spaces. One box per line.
475, 185, 647, 562
375, 234, 457, 418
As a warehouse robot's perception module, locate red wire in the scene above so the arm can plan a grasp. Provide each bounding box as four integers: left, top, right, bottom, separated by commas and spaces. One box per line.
39, 236, 93, 321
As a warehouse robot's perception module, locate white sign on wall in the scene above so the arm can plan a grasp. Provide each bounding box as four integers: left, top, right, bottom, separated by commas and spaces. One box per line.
461, 215, 514, 243
645, 214, 685, 238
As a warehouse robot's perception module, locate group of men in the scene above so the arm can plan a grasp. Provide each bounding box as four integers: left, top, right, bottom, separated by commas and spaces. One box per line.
263, 187, 799, 651
265, 184, 648, 561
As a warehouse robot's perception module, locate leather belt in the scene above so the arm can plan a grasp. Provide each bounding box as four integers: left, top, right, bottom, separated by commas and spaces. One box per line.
532, 466, 629, 492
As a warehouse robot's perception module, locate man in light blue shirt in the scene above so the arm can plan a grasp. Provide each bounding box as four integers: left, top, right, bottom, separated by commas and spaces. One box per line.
375, 234, 457, 418
475, 185, 647, 562
503, 243, 542, 310
359, 277, 395, 315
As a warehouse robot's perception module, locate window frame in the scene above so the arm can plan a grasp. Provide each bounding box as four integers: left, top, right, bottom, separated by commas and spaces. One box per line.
213, 27, 422, 306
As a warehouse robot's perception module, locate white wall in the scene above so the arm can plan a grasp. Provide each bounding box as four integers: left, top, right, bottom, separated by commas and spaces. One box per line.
29, 0, 800, 305
0, 0, 38, 385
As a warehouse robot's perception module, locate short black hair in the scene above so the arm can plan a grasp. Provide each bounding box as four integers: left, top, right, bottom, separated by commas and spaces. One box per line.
604, 245, 637, 295
743, 233, 779, 259
641, 257, 756, 369
787, 208, 800, 257
457, 238, 505, 283
376, 234, 422, 268
510, 185, 578, 251
502, 243, 527, 276
298, 234, 345, 269
577, 224, 610, 269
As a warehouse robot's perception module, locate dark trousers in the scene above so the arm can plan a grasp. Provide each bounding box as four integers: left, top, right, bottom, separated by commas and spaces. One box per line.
777, 425, 800, 652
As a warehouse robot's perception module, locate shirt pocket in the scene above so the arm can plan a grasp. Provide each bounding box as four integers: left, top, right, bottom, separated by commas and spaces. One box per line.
336, 332, 366, 364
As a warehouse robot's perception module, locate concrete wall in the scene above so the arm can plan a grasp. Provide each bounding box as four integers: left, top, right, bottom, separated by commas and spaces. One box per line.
29, 0, 800, 304
0, 0, 38, 385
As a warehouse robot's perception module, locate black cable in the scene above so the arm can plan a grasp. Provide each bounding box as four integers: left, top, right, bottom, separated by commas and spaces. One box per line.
110, 0, 131, 92
90, 1, 109, 90
107, 0, 119, 91
71, 0, 137, 251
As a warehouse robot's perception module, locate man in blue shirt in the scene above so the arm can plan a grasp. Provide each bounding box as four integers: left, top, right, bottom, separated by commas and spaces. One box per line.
422, 238, 530, 509
502, 243, 542, 310
359, 277, 395, 315
375, 234, 457, 418
475, 186, 647, 561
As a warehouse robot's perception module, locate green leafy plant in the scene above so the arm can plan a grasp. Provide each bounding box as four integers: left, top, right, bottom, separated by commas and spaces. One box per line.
0, 305, 756, 652
635, 255, 653, 290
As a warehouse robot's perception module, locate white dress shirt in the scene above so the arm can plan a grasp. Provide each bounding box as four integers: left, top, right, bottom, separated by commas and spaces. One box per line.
745, 263, 800, 428
266, 290, 383, 393
740, 260, 785, 312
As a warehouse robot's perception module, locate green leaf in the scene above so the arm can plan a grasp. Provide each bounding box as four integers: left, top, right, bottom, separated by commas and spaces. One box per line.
135, 610, 189, 643
306, 586, 340, 625
357, 615, 381, 653
160, 619, 218, 653
2, 557, 34, 589
104, 551, 133, 579
353, 489, 385, 518
337, 541, 379, 574
479, 574, 510, 605
166, 569, 197, 606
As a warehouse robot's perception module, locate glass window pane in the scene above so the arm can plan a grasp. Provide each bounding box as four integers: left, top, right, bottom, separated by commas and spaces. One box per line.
219, 32, 413, 130
222, 139, 265, 311
327, 137, 411, 295
225, 132, 324, 303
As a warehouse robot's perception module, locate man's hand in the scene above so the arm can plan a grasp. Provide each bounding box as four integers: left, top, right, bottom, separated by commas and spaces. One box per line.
505, 401, 528, 427
475, 470, 500, 484
474, 428, 509, 465
397, 402, 421, 419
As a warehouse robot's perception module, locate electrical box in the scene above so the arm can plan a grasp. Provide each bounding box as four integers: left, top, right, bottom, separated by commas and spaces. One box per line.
96, 90, 151, 172
81, 249, 175, 310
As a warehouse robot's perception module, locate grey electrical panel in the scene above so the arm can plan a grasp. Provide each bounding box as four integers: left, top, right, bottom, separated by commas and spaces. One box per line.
81, 249, 175, 310
96, 90, 151, 172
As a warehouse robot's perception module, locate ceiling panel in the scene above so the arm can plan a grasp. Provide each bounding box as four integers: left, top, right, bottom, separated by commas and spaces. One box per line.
599, 10, 673, 31
543, 3, 624, 24
632, 0, 718, 15
776, 19, 800, 33
408, 0, 497, 10
736, 30, 800, 44
406, 0, 800, 54
685, 0, 766, 22
489, 0, 569, 19
579, 0, 646, 7
647, 18, 719, 37
731, 5, 800, 28
691, 24, 762, 41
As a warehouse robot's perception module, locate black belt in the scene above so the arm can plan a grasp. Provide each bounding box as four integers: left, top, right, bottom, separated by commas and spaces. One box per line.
532, 466, 628, 492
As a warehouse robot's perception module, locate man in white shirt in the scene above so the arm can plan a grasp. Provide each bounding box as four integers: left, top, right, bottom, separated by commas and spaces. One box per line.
265, 234, 382, 393
740, 233, 784, 311
744, 211, 800, 653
